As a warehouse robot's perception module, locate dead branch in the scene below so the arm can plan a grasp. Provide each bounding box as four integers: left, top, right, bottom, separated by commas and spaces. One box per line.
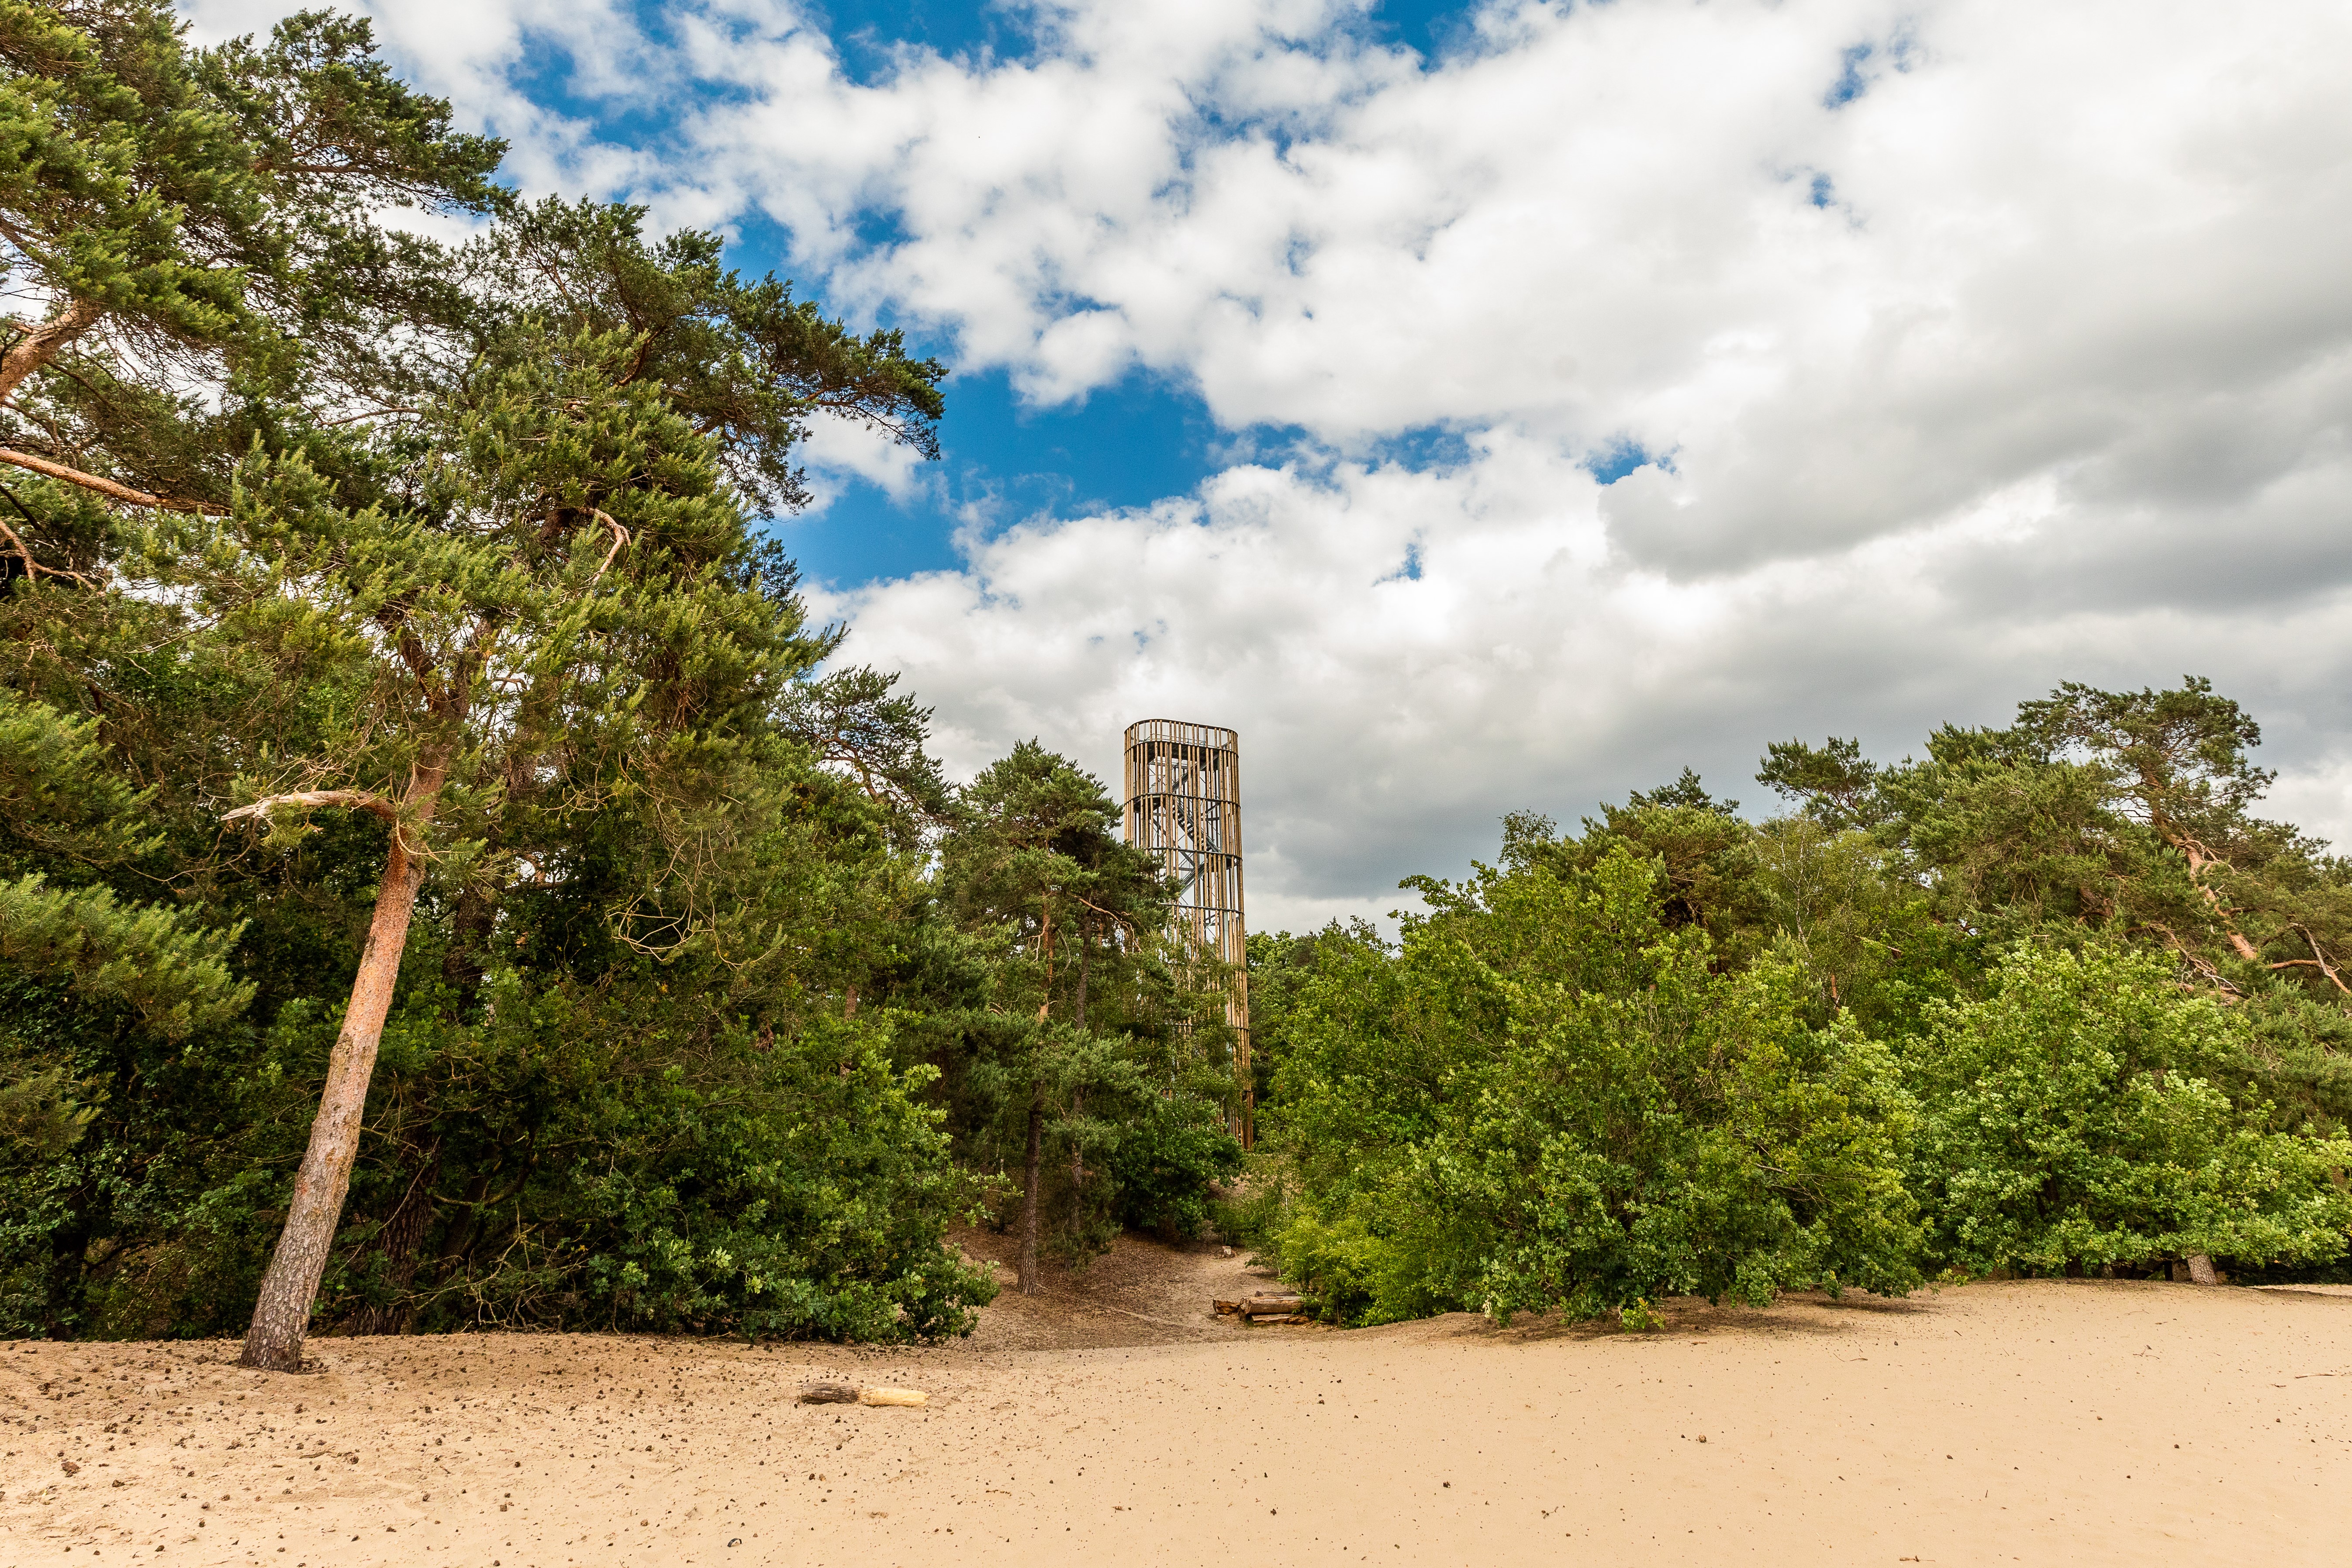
2139, 922, 2245, 999
221, 789, 400, 827
0, 514, 94, 587
2268, 923, 2352, 996
588, 508, 629, 582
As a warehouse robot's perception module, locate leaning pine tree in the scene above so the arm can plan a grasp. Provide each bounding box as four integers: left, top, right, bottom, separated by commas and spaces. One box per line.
184, 214, 940, 1369
1, 6, 946, 1366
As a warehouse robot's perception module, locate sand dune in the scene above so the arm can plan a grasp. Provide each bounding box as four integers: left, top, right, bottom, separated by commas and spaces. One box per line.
3, 1235, 2348, 1566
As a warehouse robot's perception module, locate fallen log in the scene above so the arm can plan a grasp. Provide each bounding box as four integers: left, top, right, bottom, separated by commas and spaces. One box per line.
797, 1381, 931, 1407
858, 1386, 929, 1408
799, 1382, 861, 1404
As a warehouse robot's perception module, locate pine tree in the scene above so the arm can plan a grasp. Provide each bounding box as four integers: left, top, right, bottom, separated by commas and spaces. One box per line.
937, 742, 1236, 1292
2, 8, 949, 1365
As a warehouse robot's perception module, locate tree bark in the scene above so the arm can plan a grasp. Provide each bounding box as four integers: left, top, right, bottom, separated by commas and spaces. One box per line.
1070, 917, 1089, 1195
240, 764, 445, 1370
1017, 1095, 1045, 1297
0, 296, 103, 409
2186, 1252, 2217, 1287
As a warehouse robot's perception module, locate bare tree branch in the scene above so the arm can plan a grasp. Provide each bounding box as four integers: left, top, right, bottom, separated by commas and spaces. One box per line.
0, 514, 94, 587
2268, 925, 2352, 995
222, 789, 400, 827
588, 508, 629, 582
0, 444, 224, 514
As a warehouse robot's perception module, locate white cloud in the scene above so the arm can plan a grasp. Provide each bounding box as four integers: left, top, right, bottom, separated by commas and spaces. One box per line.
791, 412, 937, 510
748, 0, 2352, 929
178, 0, 2352, 929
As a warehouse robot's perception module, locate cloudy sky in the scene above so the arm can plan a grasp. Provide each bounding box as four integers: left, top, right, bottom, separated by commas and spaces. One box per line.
190, 0, 2352, 932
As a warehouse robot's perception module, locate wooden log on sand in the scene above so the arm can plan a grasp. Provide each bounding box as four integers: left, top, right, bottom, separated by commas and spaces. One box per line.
799, 1382, 860, 1404
858, 1387, 929, 1407
798, 1383, 929, 1407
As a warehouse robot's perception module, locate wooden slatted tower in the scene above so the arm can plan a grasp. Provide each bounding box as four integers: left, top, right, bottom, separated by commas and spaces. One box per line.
1122, 718, 1252, 1143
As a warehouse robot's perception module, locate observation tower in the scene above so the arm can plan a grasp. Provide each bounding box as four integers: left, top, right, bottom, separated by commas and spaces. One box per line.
1122, 718, 1252, 1142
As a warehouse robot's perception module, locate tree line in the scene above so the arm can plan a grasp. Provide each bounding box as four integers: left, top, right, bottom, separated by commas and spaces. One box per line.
10, 5, 2346, 1361
1238, 679, 2352, 1324
0, 3, 1240, 1364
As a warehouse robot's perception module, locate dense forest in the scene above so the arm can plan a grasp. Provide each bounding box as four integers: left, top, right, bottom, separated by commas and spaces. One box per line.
3, 5, 2347, 1357
1239, 681, 2352, 1324
0, 2, 1240, 1356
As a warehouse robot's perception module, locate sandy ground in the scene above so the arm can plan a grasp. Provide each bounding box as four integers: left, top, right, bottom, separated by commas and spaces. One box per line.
3, 1233, 2349, 1567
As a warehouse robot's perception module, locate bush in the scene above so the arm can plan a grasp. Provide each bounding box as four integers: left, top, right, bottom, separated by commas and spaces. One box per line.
1907, 942, 2352, 1277
1107, 1092, 1243, 1241
1262, 845, 1924, 1323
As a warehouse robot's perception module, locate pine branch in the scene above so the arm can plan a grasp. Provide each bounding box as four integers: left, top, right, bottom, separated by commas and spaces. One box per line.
0, 444, 224, 515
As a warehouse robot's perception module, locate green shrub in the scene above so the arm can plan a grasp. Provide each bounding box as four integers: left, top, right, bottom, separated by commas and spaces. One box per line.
1263, 845, 1924, 1323
1907, 941, 2352, 1277
1107, 1093, 1243, 1242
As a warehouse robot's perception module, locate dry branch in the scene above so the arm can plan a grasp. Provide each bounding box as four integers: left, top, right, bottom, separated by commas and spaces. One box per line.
797, 1382, 860, 1404
588, 508, 629, 582
2267, 926, 2352, 995
222, 790, 400, 827
0, 515, 94, 586
857, 1386, 928, 1407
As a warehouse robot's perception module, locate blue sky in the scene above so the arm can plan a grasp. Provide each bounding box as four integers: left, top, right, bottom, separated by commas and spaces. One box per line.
722, 2, 1494, 587
814, 0, 1484, 72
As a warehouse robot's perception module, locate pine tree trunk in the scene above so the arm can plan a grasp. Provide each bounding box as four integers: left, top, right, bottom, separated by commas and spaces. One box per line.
241, 785, 441, 1371
1018, 1096, 1045, 1297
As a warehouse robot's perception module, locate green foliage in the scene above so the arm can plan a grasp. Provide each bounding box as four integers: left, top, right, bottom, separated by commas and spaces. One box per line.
1105, 1091, 1244, 1241
301, 994, 995, 1341
919, 741, 1240, 1272
1757, 736, 1887, 829
0, 5, 996, 1346
1906, 942, 2352, 1277
1248, 682, 2352, 1322
1259, 844, 1921, 1324
0, 1, 505, 513
1436, 872, 1923, 1320
3, 3, 2347, 1343
467, 200, 944, 516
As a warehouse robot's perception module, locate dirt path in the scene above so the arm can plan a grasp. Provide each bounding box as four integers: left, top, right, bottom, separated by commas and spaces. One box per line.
4, 1237, 2349, 1565
949, 1226, 1278, 1349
